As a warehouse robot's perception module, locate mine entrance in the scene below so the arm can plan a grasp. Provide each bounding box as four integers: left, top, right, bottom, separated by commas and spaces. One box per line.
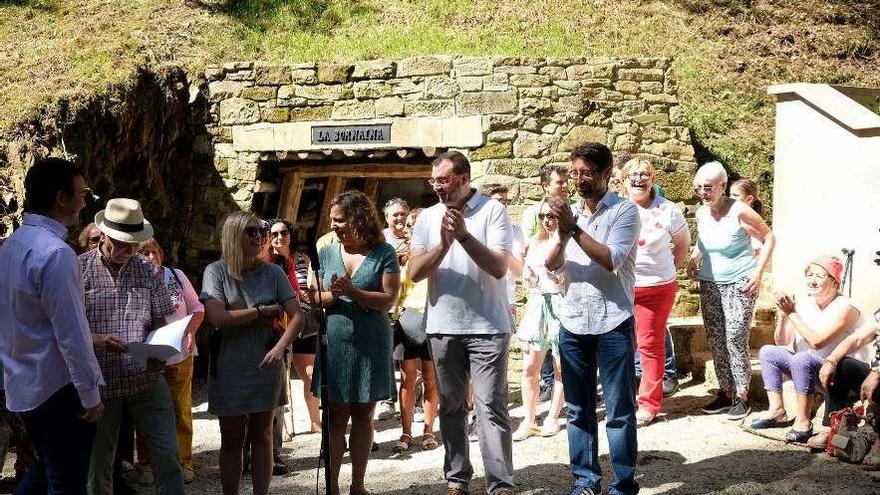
277, 163, 437, 260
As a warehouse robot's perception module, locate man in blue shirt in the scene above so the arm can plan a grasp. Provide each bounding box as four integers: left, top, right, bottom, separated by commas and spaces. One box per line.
547, 143, 640, 495
0, 157, 106, 494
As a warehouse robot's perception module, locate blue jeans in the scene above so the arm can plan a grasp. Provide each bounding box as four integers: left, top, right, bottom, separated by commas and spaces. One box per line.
634, 327, 677, 380
15, 383, 96, 495
560, 319, 638, 495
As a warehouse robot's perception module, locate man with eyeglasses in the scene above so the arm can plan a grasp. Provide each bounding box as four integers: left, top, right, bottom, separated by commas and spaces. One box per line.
79, 198, 184, 495
546, 143, 640, 495
409, 151, 515, 495
0, 157, 105, 494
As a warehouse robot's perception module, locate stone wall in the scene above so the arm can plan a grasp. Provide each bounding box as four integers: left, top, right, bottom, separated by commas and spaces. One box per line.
200, 55, 701, 312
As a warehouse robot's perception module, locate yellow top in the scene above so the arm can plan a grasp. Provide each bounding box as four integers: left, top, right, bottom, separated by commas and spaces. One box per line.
394, 266, 428, 318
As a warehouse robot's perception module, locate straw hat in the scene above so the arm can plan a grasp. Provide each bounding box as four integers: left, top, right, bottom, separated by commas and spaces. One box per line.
94, 198, 154, 243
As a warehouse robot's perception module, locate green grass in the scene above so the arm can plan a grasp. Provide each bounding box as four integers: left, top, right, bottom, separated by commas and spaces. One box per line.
1, 0, 878, 208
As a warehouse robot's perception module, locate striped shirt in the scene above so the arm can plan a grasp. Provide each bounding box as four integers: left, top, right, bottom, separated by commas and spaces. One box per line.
79, 248, 174, 399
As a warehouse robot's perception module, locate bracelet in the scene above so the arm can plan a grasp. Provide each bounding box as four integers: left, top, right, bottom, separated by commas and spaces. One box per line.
823, 358, 837, 367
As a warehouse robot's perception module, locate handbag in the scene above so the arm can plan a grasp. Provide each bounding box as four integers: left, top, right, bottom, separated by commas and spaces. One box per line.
397, 307, 427, 346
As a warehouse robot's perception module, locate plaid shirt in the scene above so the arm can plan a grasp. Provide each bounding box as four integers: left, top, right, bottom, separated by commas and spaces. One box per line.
79, 248, 174, 399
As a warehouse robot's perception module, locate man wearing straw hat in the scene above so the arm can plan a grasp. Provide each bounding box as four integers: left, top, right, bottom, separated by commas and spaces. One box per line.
79, 198, 184, 495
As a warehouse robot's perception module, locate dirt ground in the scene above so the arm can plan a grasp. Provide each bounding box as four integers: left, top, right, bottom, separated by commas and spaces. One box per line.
6, 373, 880, 495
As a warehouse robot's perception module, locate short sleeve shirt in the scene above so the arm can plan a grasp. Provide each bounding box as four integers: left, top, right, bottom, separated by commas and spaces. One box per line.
634, 196, 688, 287
80, 250, 175, 399
200, 260, 296, 313
411, 191, 514, 335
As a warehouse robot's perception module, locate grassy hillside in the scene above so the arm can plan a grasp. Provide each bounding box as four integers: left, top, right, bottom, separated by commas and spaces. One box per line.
1, 0, 878, 200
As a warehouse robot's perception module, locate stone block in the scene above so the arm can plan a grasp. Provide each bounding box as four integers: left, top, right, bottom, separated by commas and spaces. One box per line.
509, 74, 551, 87
229, 160, 259, 181
639, 81, 664, 93
375, 97, 405, 117
289, 106, 333, 121
538, 66, 567, 80
225, 69, 254, 82
470, 141, 513, 161
482, 74, 509, 91
352, 60, 396, 80
331, 100, 375, 120
254, 65, 291, 85
618, 68, 664, 82
260, 107, 290, 123
554, 80, 581, 92
669, 105, 685, 125
485, 114, 521, 131
518, 181, 545, 201
513, 132, 556, 158
458, 76, 483, 92
488, 129, 517, 142
389, 79, 424, 95
566, 63, 614, 80
643, 92, 679, 104
614, 81, 640, 95
404, 100, 454, 117
453, 56, 494, 76
215, 142, 236, 158
541, 123, 558, 134
208, 81, 244, 102
425, 76, 460, 99
397, 56, 452, 77
553, 96, 585, 113
518, 88, 543, 98
455, 91, 518, 116
494, 65, 537, 74
317, 63, 352, 83
223, 62, 253, 71
219, 98, 260, 125
560, 125, 608, 151
290, 68, 318, 84
295, 84, 346, 100
353, 80, 392, 99
519, 98, 553, 115
277, 85, 295, 101
633, 113, 670, 125
485, 158, 542, 178
204, 66, 224, 81
240, 86, 277, 102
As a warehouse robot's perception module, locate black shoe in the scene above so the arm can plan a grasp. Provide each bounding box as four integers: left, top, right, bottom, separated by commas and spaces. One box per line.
750, 413, 787, 429
538, 383, 553, 402
272, 452, 289, 476
662, 377, 679, 397
701, 394, 733, 414
113, 473, 138, 495
726, 399, 750, 420
371, 441, 380, 452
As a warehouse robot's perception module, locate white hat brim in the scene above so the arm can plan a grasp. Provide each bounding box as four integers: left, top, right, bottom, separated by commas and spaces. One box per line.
94, 210, 154, 244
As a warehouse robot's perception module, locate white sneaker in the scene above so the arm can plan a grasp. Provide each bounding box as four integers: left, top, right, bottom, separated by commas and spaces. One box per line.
512, 422, 541, 441
376, 400, 395, 420
540, 418, 561, 437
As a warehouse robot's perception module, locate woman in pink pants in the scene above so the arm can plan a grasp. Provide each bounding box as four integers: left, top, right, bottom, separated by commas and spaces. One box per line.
622, 158, 691, 427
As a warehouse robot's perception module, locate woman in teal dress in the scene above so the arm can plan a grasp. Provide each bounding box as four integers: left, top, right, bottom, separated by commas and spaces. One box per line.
311, 190, 400, 495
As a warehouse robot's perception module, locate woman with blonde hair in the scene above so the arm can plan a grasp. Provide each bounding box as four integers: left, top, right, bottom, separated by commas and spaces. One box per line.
513, 202, 566, 440
310, 190, 400, 495
200, 211, 305, 495
688, 161, 775, 420
622, 157, 691, 427
76, 222, 101, 254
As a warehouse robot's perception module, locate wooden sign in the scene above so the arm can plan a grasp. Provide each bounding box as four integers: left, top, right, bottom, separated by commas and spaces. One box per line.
311, 124, 392, 145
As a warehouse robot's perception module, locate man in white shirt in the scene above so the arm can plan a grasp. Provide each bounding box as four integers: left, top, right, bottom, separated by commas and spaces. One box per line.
0, 157, 105, 494
409, 152, 515, 495
520, 164, 571, 239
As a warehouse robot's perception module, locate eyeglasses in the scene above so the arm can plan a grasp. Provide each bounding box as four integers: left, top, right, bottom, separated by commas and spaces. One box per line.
693, 185, 715, 193
627, 172, 651, 180
569, 169, 599, 180
537, 213, 557, 220
270, 230, 290, 238
427, 174, 460, 186
244, 226, 265, 239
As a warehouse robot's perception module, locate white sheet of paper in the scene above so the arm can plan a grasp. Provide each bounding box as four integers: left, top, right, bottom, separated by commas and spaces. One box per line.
127, 314, 193, 367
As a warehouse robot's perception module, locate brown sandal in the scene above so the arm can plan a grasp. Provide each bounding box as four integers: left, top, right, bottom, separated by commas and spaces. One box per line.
422, 432, 439, 450
392, 433, 412, 454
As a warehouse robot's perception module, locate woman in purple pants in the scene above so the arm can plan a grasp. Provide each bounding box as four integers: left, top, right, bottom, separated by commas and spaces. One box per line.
751, 255, 861, 443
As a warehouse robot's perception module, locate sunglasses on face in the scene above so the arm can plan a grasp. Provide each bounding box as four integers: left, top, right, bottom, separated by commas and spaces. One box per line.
537, 213, 557, 220
270, 230, 290, 238
694, 185, 715, 193
244, 226, 265, 239
88, 235, 101, 243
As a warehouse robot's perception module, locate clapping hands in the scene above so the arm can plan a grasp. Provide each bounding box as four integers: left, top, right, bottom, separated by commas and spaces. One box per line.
330, 273, 354, 297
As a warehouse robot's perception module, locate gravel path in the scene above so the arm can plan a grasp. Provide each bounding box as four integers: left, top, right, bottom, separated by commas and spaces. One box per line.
7, 375, 878, 494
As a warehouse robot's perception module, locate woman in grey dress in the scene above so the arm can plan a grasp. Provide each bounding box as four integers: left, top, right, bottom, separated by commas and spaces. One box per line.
311, 190, 400, 495
201, 211, 305, 495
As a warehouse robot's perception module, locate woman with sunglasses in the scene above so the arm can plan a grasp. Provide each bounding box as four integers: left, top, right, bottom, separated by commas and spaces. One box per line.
268, 219, 322, 434
621, 158, 691, 427
688, 161, 775, 420
76, 222, 101, 254
513, 203, 567, 441
200, 212, 305, 495
310, 190, 400, 495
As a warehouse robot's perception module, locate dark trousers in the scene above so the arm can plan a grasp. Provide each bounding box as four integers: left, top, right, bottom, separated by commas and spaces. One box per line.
15, 383, 96, 495
559, 318, 638, 495
826, 357, 880, 434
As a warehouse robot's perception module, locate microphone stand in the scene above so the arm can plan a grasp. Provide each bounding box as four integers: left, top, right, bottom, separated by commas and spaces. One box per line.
312, 259, 332, 495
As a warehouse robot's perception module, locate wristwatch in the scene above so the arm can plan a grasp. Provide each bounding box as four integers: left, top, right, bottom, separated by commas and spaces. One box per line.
567, 224, 583, 240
